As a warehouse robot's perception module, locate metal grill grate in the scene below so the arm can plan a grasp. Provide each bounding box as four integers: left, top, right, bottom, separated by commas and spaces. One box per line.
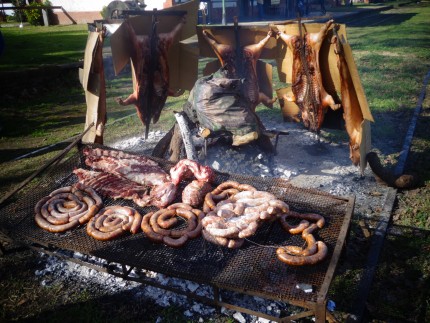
0, 143, 353, 304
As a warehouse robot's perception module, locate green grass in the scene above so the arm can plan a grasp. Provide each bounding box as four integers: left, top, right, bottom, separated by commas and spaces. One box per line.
0, 24, 88, 71
348, 6, 430, 113
367, 230, 430, 321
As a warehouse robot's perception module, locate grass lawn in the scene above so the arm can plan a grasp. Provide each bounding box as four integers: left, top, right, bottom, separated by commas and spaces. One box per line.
0, 24, 88, 71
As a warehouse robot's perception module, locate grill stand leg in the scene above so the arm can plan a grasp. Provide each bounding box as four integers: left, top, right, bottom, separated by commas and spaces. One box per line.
314, 299, 327, 323
0, 242, 5, 257
214, 286, 220, 302
213, 286, 221, 314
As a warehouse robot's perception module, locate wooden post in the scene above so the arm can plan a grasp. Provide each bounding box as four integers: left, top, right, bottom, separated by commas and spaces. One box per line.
42, 8, 49, 26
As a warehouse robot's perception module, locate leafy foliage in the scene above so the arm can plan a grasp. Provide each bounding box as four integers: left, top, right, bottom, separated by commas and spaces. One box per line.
100, 6, 108, 19
23, 2, 44, 26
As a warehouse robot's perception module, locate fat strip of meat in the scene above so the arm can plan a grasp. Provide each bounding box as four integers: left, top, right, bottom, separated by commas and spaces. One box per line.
83, 147, 159, 166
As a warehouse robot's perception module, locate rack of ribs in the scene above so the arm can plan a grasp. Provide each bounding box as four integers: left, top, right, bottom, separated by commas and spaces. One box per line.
77, 147, 177, 208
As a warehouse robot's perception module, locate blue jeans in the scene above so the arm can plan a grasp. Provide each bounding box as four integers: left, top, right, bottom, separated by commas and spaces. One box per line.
257, 3, 264, 20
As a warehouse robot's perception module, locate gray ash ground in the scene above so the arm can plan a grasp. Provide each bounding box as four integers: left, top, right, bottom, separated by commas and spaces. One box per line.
111, 115, 388, 221
29, 114, 389, 322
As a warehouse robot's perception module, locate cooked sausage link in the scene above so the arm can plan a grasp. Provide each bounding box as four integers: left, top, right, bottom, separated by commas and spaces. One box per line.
34, 184, 102, 233
276, 241, 328, 266
86, 205, 142, 241
141, 207, 202, 247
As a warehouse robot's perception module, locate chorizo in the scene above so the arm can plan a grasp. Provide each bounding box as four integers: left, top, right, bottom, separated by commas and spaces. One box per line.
141, 207, 202, 247
86, 205, 142, 241
202, 228, 244, 249
288, 211, 325, 228
141, 212, 164, 243
182, 180, 212, 207
279, 214, 310, 234
34, 184, 102, 233
281, 233, 318, 256
276, 241, 328, 266
202, 187, 291, 244
211, 181, 256, 195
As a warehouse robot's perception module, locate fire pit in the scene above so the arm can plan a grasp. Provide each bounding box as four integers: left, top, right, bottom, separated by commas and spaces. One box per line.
0, 142, 353, 322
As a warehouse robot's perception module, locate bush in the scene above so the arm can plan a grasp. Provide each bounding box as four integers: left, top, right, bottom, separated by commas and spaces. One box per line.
23, 2, 44, 26
100, 6, 108, 19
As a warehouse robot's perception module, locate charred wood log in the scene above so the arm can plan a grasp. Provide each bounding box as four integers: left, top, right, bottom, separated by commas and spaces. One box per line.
367, 152, 417, 189
174, 112, 198, 161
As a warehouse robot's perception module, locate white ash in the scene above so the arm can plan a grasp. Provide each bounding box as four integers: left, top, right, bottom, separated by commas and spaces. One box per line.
110, 130, 167, 156
34, 251, 288, 321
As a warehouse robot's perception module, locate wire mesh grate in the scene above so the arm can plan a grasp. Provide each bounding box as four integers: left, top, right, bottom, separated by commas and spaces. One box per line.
0, 143, 354, 304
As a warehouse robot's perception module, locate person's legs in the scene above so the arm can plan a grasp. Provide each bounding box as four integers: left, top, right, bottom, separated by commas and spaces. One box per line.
257, 3, 264, 20
320, 0, 326, 14
296, 0, 305, 17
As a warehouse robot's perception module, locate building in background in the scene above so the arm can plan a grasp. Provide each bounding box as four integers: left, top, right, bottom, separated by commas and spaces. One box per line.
49, 0, 292, 25
164, 0, 292, 24
1, 0, 297, 25
48, 0, 166, 25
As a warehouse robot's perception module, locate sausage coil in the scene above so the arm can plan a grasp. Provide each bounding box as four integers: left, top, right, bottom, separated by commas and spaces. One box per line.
87, 205, 142, 241
277, 210, 328, 266
141, 207, 203, 247
35, 184, 103, 233
276, 241, 328, 266
201, 184, 290, 247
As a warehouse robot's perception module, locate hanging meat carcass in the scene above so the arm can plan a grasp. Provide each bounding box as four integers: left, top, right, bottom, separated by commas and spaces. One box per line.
276, 20, 340, 133
331, 24, 364, 165
201, 29, 276, 112
117, 15, 186, 138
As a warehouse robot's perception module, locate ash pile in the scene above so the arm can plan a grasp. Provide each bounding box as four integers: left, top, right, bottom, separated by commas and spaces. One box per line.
111, 115, 387, 222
